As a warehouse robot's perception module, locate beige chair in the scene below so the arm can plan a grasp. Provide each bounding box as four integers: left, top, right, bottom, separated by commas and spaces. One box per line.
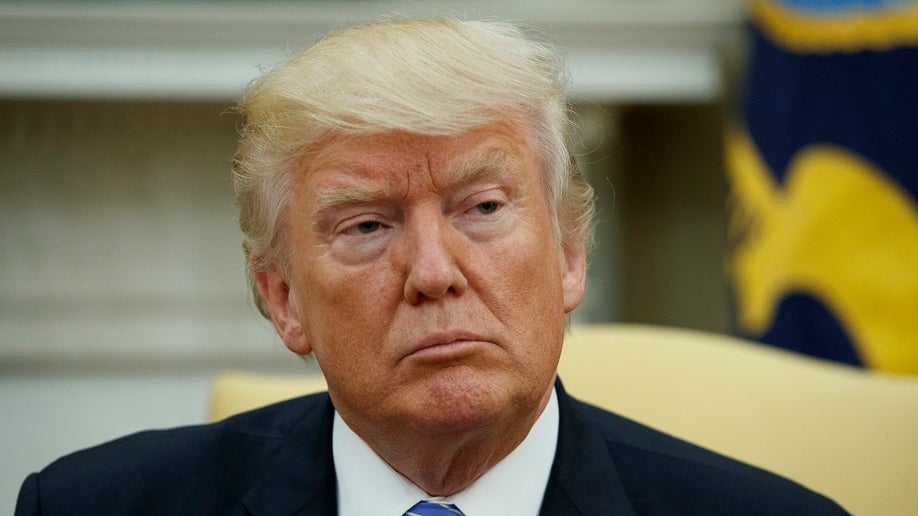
210, 324, 918, 516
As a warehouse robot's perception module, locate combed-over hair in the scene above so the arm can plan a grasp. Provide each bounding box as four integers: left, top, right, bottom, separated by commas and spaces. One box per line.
232, 17, 595, 317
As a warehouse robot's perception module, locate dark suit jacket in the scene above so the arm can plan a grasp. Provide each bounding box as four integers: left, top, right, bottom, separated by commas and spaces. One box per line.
16, 381, 848, 515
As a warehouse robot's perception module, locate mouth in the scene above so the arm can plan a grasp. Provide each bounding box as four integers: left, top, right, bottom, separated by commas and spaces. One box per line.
406, 330, 490, 362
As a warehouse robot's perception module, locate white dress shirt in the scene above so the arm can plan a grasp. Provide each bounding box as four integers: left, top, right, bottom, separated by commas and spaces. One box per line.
334, 386, 559, 516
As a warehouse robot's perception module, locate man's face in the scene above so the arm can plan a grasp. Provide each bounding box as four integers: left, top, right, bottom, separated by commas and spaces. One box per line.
257, 121, 586, 438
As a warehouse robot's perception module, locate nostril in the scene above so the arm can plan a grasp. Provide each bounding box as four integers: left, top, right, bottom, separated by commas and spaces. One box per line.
403, 250, 467, 303
400, 216, 469, 303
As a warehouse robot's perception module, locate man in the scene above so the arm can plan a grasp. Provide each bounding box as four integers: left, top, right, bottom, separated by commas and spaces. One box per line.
16, 18, 847, 515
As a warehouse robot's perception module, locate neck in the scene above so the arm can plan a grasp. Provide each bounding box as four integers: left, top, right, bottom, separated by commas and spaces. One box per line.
350, 383, 554, 496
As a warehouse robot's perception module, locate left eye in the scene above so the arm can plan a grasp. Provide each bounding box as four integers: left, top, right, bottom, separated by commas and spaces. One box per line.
476, 201, 500, 214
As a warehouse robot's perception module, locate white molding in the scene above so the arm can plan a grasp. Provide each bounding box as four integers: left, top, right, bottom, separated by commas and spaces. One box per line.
0, 1, 744, 102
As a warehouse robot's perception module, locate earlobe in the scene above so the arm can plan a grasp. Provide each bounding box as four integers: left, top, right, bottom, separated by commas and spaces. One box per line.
254, 267, 313, 355
561, 243, 587, 313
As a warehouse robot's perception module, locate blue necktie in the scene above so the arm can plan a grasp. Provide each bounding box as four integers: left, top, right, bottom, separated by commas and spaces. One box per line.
403, 500, 465, 516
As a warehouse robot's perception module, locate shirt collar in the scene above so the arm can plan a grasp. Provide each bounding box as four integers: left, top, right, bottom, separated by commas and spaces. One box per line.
333, 386, 559, 516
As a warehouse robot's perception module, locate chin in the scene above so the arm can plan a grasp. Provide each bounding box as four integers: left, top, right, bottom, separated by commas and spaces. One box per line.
401, 366, 535, 434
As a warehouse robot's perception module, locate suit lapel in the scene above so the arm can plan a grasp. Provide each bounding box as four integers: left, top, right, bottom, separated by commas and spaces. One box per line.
235, 380, 636, 515
241, 394, 338, 516
540, 380, 636, 516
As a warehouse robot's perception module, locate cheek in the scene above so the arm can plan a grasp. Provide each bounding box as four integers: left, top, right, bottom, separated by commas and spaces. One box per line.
476, 228, 566, 326
502, 225, 564, 290
297, 260, 400, 348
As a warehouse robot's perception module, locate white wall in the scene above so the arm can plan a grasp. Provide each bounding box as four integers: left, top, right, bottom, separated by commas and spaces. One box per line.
0, 100, 315, 512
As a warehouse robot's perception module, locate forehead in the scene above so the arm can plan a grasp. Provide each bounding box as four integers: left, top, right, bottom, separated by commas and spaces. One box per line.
297, 121, 539, 193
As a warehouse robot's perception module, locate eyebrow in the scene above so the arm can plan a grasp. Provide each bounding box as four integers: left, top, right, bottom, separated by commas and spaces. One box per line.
308, 179, 391, 226
307, 149, 521, 224
440, 149, 522, 191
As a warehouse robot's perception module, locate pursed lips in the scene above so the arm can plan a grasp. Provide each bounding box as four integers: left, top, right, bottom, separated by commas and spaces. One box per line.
405, 329, 491, 361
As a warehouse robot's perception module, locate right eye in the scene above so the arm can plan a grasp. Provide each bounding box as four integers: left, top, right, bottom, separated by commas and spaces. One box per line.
474, 200, 502, 215
352, 220, 381, 234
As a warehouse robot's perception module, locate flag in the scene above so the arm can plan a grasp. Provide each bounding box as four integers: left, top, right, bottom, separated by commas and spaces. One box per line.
726, 0, 918, 373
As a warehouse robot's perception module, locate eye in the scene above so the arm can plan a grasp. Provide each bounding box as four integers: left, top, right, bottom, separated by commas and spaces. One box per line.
476, 201, 501, 215
352, 220, 381, 234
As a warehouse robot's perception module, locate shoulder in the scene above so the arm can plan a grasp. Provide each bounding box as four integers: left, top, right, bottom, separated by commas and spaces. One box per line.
41, 392, 329, 477
17, 392, 331, 515
566, 395, 849, 515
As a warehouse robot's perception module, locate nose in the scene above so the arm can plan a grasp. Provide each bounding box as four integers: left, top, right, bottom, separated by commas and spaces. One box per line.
400, 214, 469, 305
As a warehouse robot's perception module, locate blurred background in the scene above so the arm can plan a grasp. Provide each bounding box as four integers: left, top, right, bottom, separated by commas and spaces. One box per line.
2, 0, 916, 511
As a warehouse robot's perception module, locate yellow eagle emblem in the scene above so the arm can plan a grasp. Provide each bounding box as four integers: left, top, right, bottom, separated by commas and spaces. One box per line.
727, 129, 918, 373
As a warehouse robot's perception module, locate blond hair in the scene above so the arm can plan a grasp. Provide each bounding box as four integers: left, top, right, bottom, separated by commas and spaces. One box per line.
233, 17, 595, 317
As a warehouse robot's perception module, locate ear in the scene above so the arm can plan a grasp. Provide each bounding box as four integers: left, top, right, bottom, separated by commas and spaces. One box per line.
561, 242, 587, 313
253, 266, 312, 355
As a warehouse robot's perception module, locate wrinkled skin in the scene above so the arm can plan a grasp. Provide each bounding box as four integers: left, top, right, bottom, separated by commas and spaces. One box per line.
255, 121, 586, 495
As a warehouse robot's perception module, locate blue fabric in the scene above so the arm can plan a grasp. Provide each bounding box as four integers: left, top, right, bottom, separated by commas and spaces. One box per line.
728, 0, 918, 369
745, 29, 918, 199
404, 500, 465, 516
754, 293, 863, 366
